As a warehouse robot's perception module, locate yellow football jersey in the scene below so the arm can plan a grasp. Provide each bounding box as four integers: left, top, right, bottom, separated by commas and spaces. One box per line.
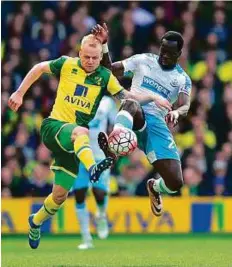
48, 56, 123, 126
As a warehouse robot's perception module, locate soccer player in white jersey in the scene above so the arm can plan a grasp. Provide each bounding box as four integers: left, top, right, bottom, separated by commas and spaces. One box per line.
92, 24, 192, 216
73, 96, 118, 249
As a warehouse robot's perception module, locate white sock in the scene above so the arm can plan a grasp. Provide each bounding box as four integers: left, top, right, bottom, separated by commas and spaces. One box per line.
153, 177, 177, 194
76, 207, 92, 241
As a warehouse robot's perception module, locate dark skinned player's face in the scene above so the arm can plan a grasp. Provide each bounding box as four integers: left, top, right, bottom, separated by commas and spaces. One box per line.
158, 39, 181, 67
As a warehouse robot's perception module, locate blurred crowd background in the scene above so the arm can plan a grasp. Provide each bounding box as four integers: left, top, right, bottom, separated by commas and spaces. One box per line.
2, 1, 232, 198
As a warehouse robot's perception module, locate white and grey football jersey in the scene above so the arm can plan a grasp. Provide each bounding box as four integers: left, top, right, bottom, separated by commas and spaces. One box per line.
122, 53, 192, 119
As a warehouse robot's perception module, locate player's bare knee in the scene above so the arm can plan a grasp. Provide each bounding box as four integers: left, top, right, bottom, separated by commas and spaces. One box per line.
71, 126, 89, 142
52, 186, 68, 205
120, 99, 140, 116
53, 192, 67, 205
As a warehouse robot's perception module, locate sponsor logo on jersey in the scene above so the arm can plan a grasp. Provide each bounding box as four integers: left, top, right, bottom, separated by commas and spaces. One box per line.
141, 76, 171, 99
64, 95, 91, 109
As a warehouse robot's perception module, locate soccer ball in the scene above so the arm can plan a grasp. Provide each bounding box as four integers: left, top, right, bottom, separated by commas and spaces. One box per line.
108, 127, 138, 156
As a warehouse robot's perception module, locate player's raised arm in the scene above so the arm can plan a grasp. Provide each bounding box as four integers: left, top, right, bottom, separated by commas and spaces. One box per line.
114, 90, 172, 110
92, 23, 125, 78
8, 56, 67, 112
8, 61, 51, 112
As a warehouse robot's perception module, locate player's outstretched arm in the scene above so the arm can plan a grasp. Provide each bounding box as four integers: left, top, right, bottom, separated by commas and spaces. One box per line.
113, 90, 172, 110
8, 61, 51, 112
92, 23, 125, 78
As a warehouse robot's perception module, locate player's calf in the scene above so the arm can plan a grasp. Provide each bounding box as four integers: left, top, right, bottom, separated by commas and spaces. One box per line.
152, 159, 183, 193
28, 186, 68, 248
147, 160, 183, 216
165, 175, 183, 192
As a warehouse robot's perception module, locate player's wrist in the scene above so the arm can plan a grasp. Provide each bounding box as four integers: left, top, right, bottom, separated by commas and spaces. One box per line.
16, 90, 25, 97
102, 43, 109, 54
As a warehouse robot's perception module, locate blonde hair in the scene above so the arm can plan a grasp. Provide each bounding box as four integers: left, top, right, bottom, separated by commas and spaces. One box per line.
81, 34, 102, 51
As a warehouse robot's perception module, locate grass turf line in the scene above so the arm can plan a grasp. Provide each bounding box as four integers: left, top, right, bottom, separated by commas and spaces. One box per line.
2, 235, 232, 267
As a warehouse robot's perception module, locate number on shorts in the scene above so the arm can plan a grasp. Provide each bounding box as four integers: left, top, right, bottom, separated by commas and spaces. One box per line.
168, 137, 175, 149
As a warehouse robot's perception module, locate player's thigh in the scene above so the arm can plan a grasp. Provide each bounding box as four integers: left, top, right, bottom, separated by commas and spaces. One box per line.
41, 118, 80, 187
73, 162, 90, 190
53, 169, 76, 192
52, 152, 79, 190
41, 118, 76, 153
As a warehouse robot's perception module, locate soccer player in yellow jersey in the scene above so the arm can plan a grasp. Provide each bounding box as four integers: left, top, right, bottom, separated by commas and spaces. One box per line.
8, 34, 171, 249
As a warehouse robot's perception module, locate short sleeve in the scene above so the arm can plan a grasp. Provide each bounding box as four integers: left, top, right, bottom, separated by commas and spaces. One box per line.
49, 56, 67, 75
122, 54, 143, 74
107, 73, 123, 96
179, 73, 192, 96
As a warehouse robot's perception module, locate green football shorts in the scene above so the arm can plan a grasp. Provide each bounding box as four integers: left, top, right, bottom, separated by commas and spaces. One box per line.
40, 118, 79, 190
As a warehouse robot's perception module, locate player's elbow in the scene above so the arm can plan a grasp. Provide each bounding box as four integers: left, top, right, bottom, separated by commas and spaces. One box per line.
34, 62, 50, 74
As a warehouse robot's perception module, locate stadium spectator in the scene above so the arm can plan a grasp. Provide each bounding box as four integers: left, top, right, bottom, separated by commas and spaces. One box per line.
28, 163, 52, 197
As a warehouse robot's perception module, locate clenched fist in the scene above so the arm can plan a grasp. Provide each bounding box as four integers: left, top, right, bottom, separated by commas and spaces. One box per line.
8, 91, 24, 112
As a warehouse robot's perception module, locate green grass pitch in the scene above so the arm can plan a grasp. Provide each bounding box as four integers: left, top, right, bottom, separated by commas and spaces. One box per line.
2, 234, 232, 267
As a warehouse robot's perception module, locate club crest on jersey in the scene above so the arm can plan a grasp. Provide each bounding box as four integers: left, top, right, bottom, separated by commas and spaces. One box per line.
145, 64, 152, 71
94, 76, 102, 85
71, 68, 78, 74
170, 79, 179, 87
